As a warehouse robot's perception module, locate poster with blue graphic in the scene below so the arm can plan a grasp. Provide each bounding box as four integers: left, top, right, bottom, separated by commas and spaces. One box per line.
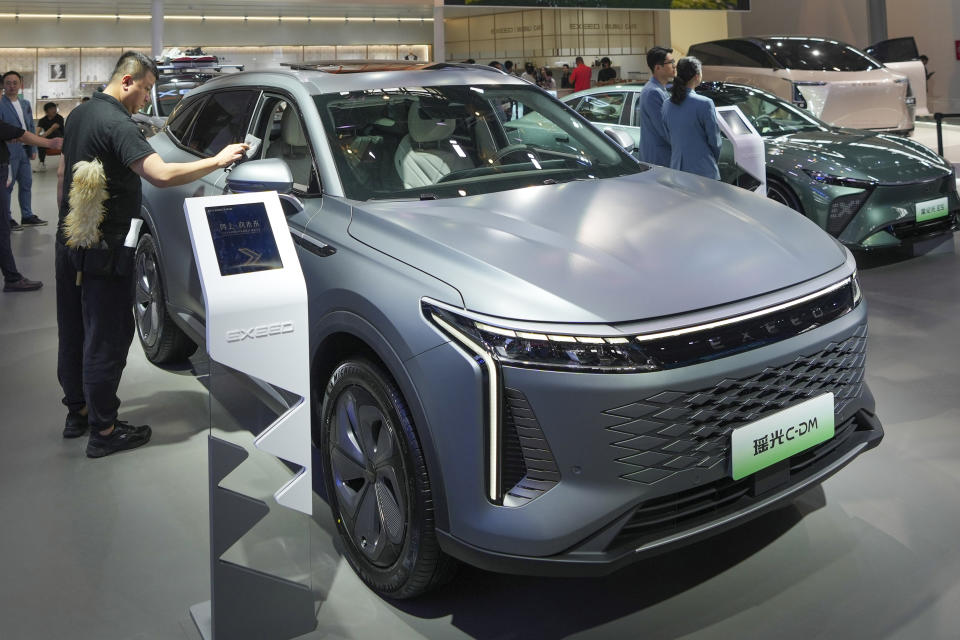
206, 202, 284, 276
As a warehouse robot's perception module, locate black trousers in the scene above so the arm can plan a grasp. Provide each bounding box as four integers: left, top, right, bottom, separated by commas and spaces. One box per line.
55, 242, 136, 430
0, 163, 23, 282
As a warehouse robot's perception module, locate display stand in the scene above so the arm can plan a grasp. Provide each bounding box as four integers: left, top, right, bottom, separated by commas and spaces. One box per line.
716, 105, 767, 196
184, 191, 316, 640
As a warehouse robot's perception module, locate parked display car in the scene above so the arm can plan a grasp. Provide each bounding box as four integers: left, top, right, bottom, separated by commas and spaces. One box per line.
865, 36, 928, 116
564, 82, 959, 249
135, 63, 883, 598
688, 36, 914, 133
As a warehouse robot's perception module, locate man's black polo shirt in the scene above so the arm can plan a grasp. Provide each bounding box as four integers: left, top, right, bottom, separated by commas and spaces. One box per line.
58, 91, 154, 244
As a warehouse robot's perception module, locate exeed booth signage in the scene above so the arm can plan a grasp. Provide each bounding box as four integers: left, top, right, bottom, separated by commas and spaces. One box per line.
730, 393, 835, 480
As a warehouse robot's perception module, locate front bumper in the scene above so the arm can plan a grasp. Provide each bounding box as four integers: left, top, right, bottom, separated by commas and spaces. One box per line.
438, 407, 882, 576
834, 175, 959, 249
413, 300, 882, 574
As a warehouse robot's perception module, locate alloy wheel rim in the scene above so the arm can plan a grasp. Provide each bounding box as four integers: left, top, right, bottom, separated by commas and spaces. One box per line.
767, 184, 790, 207
329, 385, 408, 568
134, 247, 161, 347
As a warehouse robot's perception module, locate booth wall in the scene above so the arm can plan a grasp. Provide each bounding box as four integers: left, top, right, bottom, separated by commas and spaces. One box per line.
726, 0, 870, 48
886, 0, 960, 113
665, 9, 731, 57
0, 17, 434, 47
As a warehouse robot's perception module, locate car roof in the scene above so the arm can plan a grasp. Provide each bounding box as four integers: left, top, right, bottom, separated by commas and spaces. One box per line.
188, 62, 527, 97
695, 35, 857, 48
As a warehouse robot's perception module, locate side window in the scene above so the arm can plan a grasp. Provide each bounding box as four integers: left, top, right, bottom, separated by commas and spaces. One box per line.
183, 90, 259, 157
724, 41, 771, 68
254, 95, 321, 195
166, 96, 205, 142
574, 93, 626, 125
689, 42, 767, 68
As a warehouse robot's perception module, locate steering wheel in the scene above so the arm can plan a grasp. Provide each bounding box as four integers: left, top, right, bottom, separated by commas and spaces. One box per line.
492, 143, 537, 165
436, 168, 481, 184
754, 115, 780, 134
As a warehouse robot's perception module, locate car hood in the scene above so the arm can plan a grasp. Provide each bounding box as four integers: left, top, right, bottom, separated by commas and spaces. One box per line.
767, 128, 951, 184
348, 169, 847, 323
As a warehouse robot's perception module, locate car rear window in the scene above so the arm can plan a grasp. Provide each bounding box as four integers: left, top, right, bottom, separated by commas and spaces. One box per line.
763, 38, 881, 72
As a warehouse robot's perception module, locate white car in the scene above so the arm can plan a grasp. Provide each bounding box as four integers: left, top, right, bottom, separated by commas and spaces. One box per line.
688, 36, 913, 134
865, 36, 928, 117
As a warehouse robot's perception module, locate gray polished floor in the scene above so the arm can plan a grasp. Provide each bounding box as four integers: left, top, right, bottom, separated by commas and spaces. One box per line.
2, 159, 960, 640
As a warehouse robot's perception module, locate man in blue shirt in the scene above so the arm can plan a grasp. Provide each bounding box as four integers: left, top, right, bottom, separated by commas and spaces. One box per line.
638, 46, 676, 166
1, 71, 46, 230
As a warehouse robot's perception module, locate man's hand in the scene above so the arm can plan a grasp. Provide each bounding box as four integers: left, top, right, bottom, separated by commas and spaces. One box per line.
49, 137, 63, 151
214, 143, 249, 168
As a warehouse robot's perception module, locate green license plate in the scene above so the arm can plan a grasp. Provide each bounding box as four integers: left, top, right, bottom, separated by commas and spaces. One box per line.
730, 393, 835, 481
916, 196, 949, 223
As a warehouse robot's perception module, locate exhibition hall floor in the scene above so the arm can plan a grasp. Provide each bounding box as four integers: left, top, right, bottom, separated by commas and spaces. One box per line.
3, 147, 960, 639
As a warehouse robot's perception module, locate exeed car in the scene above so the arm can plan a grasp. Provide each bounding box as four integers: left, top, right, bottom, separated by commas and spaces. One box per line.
134, 62, 883, 598
564, 82, 958, 249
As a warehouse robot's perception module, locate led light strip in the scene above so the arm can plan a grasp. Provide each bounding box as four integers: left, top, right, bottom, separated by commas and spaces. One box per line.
467, 276, 854, 346
0, 13, 432, 22
632, 277, 853, 343
431, 314, 501, 503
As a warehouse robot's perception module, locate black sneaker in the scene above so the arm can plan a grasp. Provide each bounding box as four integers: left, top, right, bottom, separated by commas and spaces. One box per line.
3, 277, 42, 292
86, 420, 152, 458
21, 216, 48, 227
9, 219, 22, 231
63, 411, 89, 438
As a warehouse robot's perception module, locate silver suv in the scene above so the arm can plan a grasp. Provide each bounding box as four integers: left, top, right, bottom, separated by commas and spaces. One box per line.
134, 62, 883, 598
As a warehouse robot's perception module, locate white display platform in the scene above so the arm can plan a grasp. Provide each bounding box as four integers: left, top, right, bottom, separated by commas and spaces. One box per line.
185, 191, 312, 515
716, 105, 767, 196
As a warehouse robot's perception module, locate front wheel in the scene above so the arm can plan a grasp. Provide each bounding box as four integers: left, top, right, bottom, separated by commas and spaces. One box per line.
320, 359, 457, 598
766, 178, 804, 213
134, 233, 197, 364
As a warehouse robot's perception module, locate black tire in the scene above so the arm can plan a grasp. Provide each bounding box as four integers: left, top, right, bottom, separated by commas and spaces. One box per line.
133, 233, 197, 365
320, 359, 457, 599
766, 178, 804, 213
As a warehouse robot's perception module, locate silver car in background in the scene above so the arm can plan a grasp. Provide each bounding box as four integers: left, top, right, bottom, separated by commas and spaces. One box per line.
133, 63, 883, 598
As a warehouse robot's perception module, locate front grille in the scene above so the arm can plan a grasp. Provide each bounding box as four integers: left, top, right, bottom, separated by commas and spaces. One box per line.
608, 411, 865, 549
890, 211, 957, 240
501, 387, 560, 506
604, 325, 867, 489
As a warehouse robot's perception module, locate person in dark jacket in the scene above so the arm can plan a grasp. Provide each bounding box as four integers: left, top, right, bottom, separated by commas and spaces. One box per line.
661, 56, 721, 180
0, 120, 61, 291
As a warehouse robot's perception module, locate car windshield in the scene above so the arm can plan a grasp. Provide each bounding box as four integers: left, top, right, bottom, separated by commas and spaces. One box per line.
314, 84, 645, 201
698, 84, 830, 137
762, 38, 882, 72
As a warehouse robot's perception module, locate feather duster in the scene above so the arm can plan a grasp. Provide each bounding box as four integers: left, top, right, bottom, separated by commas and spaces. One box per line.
63, 159, 108, 248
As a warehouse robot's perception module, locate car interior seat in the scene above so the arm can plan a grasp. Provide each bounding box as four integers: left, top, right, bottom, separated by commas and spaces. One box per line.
266, 107, 313, 189
394, 101, 474, 189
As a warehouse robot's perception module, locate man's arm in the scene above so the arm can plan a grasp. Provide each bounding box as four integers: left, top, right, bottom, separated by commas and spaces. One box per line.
130, 143, 247, 189
18, 129, 62, 150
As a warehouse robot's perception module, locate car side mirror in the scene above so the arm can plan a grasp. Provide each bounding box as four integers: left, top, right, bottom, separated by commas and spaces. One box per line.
604, 128, 635, 151
226, 158, 294, 195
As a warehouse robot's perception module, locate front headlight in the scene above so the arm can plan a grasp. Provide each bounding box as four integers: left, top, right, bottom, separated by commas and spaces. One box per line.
852, 272, 862, 305
425, 303, 660, 373
802, 168, 877, 189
